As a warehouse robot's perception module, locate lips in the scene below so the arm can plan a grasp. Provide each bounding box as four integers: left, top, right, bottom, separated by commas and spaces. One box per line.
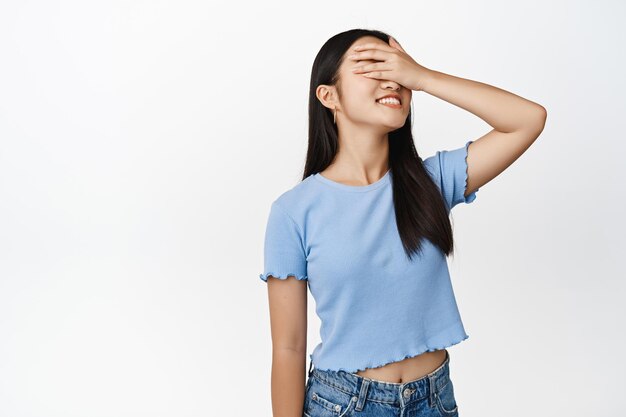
376, 95, 402, 109
376, 94, 402, 104
376, 100, 402, 109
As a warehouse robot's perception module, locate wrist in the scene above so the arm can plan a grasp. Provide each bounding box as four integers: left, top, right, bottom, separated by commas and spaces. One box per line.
418, 68, 438, 92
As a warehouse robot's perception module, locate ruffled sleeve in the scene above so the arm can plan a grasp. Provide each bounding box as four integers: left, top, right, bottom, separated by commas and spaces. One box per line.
422, 140, 479, 212
259, 201, 308, 282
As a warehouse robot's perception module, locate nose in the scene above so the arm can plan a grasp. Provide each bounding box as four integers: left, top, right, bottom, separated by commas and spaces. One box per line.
380, 79, 402, 90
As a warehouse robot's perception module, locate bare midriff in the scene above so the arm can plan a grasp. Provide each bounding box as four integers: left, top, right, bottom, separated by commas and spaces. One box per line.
353, 349, 448, 383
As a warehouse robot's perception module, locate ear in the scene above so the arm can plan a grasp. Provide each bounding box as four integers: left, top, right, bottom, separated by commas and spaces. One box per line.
316, 84, 338, 110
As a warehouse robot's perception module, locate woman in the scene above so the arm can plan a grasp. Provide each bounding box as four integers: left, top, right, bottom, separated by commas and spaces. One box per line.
259, 29, 546, 417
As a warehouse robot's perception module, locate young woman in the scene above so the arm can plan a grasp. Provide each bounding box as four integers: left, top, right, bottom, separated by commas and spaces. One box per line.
259, 29, 546, 417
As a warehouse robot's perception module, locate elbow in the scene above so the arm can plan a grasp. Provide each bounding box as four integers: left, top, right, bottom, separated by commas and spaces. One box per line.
536, 105, 547, 123
272, 339, 307, 354
527, 105, 547, 137
536, 105, 547, 133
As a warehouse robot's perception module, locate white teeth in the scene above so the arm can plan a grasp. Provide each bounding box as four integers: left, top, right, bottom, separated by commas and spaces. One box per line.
377, 98, 401, 105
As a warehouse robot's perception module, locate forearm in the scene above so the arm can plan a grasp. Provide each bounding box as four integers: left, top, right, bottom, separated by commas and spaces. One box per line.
270, 348, 307, 417
421, 69, 546, 133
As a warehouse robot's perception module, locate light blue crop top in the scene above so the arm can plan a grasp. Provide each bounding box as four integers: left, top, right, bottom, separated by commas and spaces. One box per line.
259, 140, 479, 373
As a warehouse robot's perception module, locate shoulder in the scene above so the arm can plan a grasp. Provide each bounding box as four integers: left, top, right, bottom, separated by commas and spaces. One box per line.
269, 174, 322, 222
421, 141, 473, 183
420, 141, 478, 210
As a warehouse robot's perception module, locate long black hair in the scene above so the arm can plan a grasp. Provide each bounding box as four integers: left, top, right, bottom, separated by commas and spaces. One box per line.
303, 28, 458, 261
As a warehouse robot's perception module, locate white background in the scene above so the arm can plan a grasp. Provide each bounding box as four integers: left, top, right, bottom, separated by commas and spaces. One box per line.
1, 1, 624, 416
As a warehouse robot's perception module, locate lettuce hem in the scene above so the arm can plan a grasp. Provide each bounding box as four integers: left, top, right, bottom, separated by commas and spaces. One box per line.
312, 333, 469, 374
259, 272, 308, 282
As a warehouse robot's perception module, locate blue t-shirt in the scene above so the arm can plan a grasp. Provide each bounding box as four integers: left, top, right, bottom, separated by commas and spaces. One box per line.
259, 140, 479, 373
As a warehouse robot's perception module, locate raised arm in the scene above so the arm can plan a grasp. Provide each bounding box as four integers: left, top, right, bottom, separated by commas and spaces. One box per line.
421, 69, 547, 197
348, 38, 547, 197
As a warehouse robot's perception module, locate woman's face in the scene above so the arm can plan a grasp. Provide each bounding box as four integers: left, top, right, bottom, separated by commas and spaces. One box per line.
336, 36, 412, 131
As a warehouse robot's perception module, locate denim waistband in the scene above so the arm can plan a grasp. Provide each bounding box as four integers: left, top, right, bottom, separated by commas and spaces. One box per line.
308, 350, 451, 410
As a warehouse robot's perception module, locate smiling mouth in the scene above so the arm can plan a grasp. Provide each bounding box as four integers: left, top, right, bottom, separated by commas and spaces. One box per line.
376, 100, 402, 109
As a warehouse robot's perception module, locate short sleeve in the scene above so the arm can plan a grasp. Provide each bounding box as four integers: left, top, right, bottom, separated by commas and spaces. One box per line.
259, 201, 308, 282
422, 140, 479, 212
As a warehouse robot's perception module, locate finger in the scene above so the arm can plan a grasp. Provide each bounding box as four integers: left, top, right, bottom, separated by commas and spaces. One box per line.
361, 71, 386, 79
352, 42, 395, 54
389, 37, 407, 53
347, 48, 389, 63
352, 62, 391, 73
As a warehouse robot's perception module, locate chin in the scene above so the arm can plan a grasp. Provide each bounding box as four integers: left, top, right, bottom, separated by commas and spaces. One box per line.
381, 118, 406, 130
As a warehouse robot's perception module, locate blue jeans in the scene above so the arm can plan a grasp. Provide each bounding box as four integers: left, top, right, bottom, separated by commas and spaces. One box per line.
303, 350, 459, 417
